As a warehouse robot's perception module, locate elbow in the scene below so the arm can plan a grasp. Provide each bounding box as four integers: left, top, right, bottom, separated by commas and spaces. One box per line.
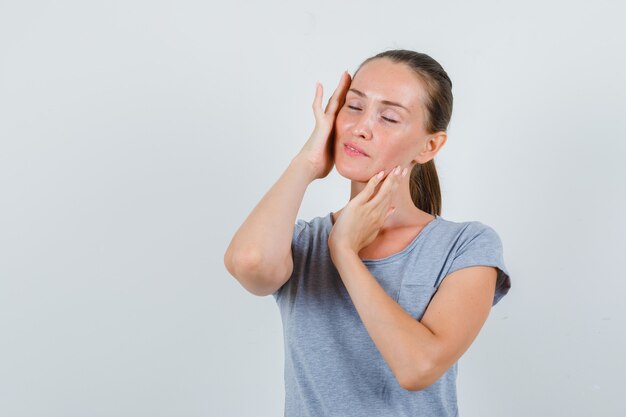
224, 247, 263, 276
400, 377, 433, 392
224, 249, 286, 297
397, 358, 438, 392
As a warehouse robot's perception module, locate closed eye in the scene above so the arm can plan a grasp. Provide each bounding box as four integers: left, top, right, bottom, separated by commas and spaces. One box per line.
348, 105, 361, 110
382, 116, 398, 123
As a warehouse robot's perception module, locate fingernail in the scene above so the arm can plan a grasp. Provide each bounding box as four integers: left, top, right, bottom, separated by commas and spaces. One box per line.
395, 166, 401, 175
377, 171, 384, 179
402, 167, 408, 177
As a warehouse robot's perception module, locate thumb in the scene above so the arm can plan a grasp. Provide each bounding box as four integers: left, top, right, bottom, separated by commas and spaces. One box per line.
355, 170, 385, 203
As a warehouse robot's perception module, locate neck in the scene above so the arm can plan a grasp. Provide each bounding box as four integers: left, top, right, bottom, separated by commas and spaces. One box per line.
332, 176, 434, 230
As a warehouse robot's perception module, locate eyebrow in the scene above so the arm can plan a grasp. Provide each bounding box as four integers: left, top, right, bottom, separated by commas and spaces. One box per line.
348, 88, 411, 114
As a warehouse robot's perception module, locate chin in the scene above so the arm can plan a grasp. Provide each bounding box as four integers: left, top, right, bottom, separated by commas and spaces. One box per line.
335, 158, 373, 183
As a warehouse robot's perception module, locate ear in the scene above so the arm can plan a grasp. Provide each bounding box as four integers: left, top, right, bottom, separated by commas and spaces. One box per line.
412, 131, 448, 164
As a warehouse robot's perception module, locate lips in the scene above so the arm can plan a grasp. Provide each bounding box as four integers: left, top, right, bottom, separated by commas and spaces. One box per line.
344, 142, 369, 156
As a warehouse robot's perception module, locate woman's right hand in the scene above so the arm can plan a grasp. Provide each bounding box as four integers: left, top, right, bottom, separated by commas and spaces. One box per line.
296, 71, 352, 180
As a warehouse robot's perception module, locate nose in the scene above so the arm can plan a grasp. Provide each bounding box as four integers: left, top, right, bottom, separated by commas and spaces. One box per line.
352, 112, 373, 140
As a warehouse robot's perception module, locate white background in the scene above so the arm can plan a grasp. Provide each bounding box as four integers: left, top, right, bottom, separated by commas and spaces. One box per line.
1, 0, 625, 416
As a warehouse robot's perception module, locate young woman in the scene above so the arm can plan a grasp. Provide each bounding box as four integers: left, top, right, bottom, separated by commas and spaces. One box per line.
224, 49, 511, 417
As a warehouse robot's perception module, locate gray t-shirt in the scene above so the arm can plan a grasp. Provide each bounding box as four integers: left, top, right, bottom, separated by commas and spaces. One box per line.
272, 212, 511, 417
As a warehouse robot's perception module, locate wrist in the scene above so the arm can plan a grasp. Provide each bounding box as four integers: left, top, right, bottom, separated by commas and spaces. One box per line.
329, 241, 357, 258
330, 245, 360, 269
290, 154, 318, 183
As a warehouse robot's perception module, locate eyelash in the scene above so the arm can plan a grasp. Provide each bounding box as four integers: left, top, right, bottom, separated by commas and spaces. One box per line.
347, 106, 398, 124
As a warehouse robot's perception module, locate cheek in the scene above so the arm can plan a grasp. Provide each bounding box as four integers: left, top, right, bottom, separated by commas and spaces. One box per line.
335, 109, 355, 130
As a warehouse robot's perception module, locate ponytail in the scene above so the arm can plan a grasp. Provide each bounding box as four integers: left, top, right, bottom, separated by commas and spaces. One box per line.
409, 159, 441, 216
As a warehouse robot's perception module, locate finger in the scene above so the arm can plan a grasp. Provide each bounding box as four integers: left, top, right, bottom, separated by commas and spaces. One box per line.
367, 165, 403, 207
353, 169, 386, 204
385, 206, 397, 220
312, 81, 323, 119
332, 71, 352, 112
324, 71, 351, 115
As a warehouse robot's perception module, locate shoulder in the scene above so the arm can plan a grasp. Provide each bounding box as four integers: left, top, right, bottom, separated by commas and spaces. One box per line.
436, 217, 503, 247
459, 220, 502, 247
436, 217, 511, 305
437, 217, 505, 261
291, 213, 333, 248
293, 213, 330, 234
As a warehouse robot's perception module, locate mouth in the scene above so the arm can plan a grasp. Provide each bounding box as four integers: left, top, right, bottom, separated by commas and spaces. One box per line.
343, 143, 369, 157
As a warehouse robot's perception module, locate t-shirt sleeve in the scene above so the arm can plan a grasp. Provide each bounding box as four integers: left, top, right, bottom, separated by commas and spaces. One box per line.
272, 218, 308, 302
444, 222, 511, 306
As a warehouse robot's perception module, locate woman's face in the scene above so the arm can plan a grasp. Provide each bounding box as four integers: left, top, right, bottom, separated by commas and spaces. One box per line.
334, 58, 429, 182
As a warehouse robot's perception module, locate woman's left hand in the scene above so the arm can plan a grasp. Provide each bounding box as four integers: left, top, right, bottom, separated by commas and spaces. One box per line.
328, 165, 408, 258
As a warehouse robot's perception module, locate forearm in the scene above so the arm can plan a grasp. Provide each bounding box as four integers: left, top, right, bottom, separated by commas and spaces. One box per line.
225, 156, 315, 275
331, 248, 439, 391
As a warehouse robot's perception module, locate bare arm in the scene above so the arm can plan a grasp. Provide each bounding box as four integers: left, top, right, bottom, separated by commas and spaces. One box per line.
326, 166, 498, 391
224, 71, 352, 296
331, 246, 497, 391
223, 156, 316, 296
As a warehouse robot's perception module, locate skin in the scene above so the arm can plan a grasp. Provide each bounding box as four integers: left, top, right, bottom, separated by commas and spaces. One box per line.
329, 57, 448, 257
319, 58, 498, 390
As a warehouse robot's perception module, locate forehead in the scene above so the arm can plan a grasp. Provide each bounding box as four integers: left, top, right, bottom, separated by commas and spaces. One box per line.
350, 58, 426, 113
